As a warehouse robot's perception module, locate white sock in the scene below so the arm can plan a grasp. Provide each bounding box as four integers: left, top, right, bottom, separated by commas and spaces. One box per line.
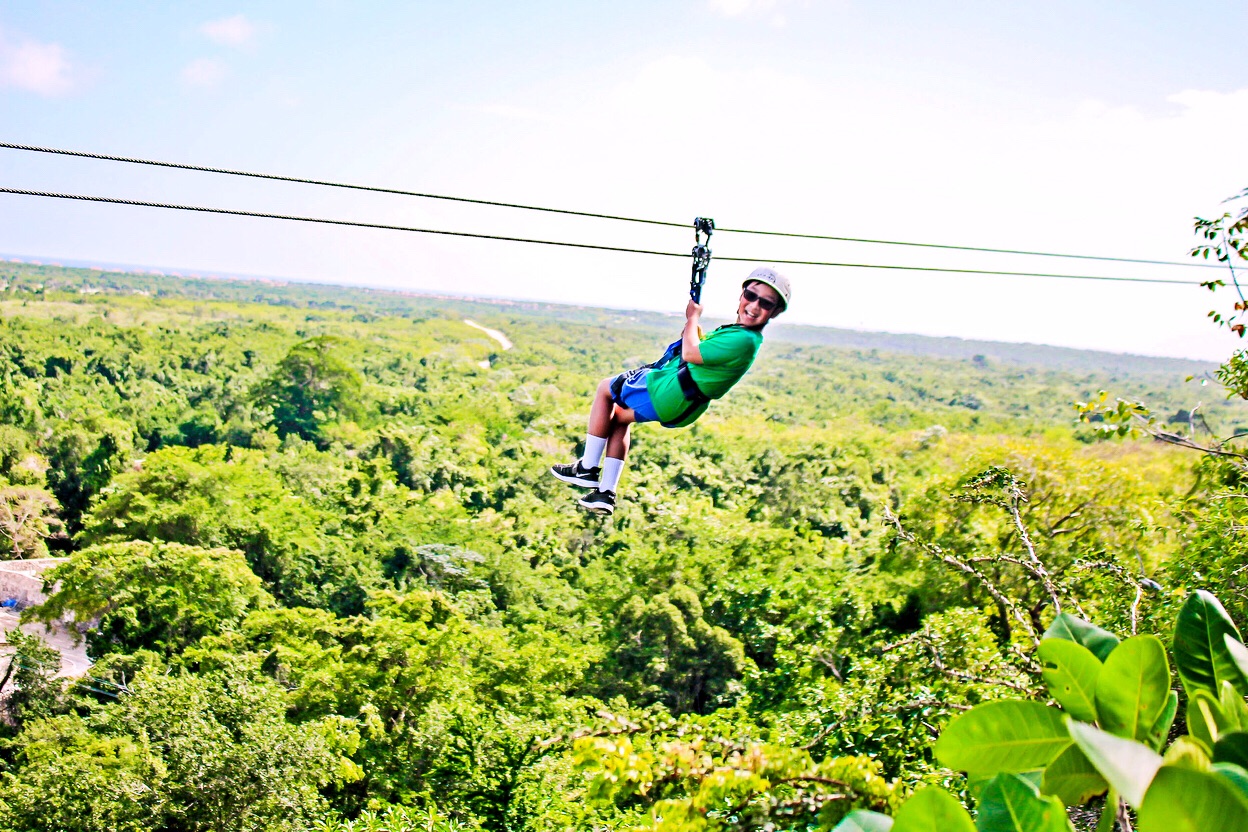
600, 457, 625, 493
581, 435, 607, 470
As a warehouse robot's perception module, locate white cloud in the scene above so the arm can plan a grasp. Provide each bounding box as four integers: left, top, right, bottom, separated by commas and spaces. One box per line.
0, 29, 75, 96
200, 14, 257, 48
462, 103, 546, 121
708, 0, 780, 15
181, 57, 228, 89
707, 0, 809, 22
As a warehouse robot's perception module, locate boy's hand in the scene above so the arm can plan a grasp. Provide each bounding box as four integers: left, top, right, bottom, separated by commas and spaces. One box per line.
681, 300, 705, 364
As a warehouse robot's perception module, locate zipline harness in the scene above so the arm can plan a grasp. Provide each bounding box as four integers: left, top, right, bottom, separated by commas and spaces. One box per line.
619, 217, 717, 424
675, 217, 716, 415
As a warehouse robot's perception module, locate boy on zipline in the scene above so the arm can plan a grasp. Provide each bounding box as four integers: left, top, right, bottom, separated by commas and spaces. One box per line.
551, 266, 791, 515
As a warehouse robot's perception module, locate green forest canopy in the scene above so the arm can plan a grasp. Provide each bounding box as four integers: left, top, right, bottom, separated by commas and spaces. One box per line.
0, 260, 1242, 831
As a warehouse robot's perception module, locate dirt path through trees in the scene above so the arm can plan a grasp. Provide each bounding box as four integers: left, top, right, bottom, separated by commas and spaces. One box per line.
463, 319, 513, 350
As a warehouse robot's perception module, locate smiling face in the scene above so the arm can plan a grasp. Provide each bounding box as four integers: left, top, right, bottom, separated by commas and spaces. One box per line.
736, 281, 784, 328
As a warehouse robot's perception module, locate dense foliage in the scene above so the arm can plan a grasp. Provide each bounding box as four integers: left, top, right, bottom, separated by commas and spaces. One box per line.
0, 245, 1242, 831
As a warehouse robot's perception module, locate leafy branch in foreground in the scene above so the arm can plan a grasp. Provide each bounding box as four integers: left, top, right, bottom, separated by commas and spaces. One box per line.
1194, 189, 1248, 337
832, 589, 1248, 832
1075, 390, 1248, 471
575, 591, 1248, 832
1074, 187, 1248, 465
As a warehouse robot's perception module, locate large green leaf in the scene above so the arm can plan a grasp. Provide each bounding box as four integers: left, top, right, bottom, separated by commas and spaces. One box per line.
1223, 680, 1248, 731
935, 701, 1071, 776
1095, 635, 1171, 742
1215, 733, 1248, 770
891, 787, 974, 832
832, 810, 894, 832
1040, 743, 1107, 806
1163, 737, 1213, 771
975, 773, 1073, 832
1038, 639, 1101, 723
1145, 689, 1178, 752
1173, 590, 1244, 699
1228, 635, 1248, 691
1137, 765, 1248, 832
1187, 690, 1228, 750
1066, 719, 1162, 808
1044, 613, 1119, 662
967, 771, 1042, 802
1215, 763, 1248, 804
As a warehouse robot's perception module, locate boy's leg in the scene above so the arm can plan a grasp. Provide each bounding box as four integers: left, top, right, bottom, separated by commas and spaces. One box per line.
579, 410, 634, 515
552, 377, 616, 487
587, 378, 616, 438
581, 378, 615, 468
601, 420, 631, 492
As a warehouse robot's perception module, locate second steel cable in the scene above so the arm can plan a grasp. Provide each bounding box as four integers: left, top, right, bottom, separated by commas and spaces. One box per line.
0, 187, 1205, 286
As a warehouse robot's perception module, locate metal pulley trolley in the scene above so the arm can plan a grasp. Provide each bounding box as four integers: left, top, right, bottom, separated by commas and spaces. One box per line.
689, 216, 714, 303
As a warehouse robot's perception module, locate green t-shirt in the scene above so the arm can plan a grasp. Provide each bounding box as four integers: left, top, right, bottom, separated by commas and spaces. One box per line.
646, 324, 764, 427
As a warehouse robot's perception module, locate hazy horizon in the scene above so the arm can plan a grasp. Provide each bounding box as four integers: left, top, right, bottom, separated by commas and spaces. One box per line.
1, 250, 1222, 367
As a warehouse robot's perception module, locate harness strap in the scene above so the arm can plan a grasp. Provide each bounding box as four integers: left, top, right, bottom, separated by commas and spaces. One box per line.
676, 362, 710, 406
663, 363, 711, 427
609, 373, 626, 404
645, 338, 683, 370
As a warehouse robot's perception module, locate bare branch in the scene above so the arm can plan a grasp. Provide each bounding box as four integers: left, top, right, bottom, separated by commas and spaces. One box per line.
1073, 560, 1163, 636
939, 667, 1041, 695
1007, 494, 1069, 616
776, 775, 856, 790
884, 505, 1039, 647
917, 637, 1040, 694
1117, 794, 1136, 832
801, 719, 844, 751
889, 698, 971, 713
967, 555, 1032, 567
813, 649, 843, 682
1147, 425, 1248, 467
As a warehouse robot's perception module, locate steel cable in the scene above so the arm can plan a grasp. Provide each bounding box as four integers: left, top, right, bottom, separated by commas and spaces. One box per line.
0, 187, 1206, 286
713, 226, 1224, 270
713, 255, 1202, 285
0, 187, 686, 260
0, 140, 1222, 271
0, 141, 687, 229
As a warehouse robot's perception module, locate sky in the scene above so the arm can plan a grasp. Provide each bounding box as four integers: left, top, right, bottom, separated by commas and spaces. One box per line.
1, 1, 1246, 360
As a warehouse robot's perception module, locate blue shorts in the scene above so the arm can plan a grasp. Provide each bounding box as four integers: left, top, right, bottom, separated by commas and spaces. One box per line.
609, 367, 660, 423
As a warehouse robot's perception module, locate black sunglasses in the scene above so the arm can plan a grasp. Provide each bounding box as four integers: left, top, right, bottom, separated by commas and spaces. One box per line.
742, 286, 780, 312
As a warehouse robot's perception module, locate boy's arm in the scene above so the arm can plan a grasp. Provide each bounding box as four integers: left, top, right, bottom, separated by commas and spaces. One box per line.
681, 299, 704, 365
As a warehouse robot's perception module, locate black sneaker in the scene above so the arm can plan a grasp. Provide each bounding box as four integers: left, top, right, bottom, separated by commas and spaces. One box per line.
578, 489, 616, 515
550, 460, 601, 488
